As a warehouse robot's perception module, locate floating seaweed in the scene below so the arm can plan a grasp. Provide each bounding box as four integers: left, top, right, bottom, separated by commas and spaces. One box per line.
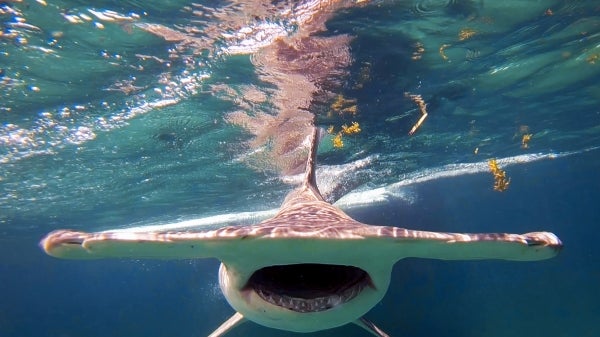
488, 159, 510, 192
405, 92, 428, 135
521, 133, 533, 149
330, 95, 358, 116
412, 42, 425, 61
458, 28, 477, 41
332, 132, 344, 148
328, 122, 361, 149
341, 121, 361, 135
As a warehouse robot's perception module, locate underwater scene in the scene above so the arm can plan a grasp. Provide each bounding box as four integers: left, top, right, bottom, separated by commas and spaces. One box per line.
1, 0, 599, 337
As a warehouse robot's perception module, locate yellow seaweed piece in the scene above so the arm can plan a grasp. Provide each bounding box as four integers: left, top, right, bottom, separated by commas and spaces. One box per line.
412, 42, 425, 60
458, 28, 477, 41
341, 105, 358, 115
341, 122, 361, 135
331, 95, 357, 115
439, 44, 451, 61
332, 132, 344, 148
353, 62, 372, 89
488, 159, 510, 192
521, 133, 533, 149
586, 54, 599, 64
405, 92, 428, 135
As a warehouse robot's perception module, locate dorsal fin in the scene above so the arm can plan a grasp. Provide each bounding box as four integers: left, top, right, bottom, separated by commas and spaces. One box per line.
280, 126, 324, 207
303, 126, 320, 191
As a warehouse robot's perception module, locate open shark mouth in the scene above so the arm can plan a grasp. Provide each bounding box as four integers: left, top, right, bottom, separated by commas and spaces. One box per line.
245, 264, 373, 313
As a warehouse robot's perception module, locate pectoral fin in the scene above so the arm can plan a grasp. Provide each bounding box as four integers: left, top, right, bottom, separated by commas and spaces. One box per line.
207, 312, 245, 337
353, 317, 391, 337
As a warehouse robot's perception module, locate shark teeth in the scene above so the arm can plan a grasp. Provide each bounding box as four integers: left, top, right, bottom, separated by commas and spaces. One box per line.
255, 281, 366, 313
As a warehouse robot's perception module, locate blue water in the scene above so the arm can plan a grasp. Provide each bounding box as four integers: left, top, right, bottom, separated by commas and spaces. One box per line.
1, 1, 599, 337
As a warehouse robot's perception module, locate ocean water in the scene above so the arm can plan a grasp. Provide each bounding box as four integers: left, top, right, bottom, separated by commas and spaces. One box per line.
1, 1, 599, 337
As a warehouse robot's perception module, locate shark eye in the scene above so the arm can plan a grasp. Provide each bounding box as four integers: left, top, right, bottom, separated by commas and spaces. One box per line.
244, 264, 372, 313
